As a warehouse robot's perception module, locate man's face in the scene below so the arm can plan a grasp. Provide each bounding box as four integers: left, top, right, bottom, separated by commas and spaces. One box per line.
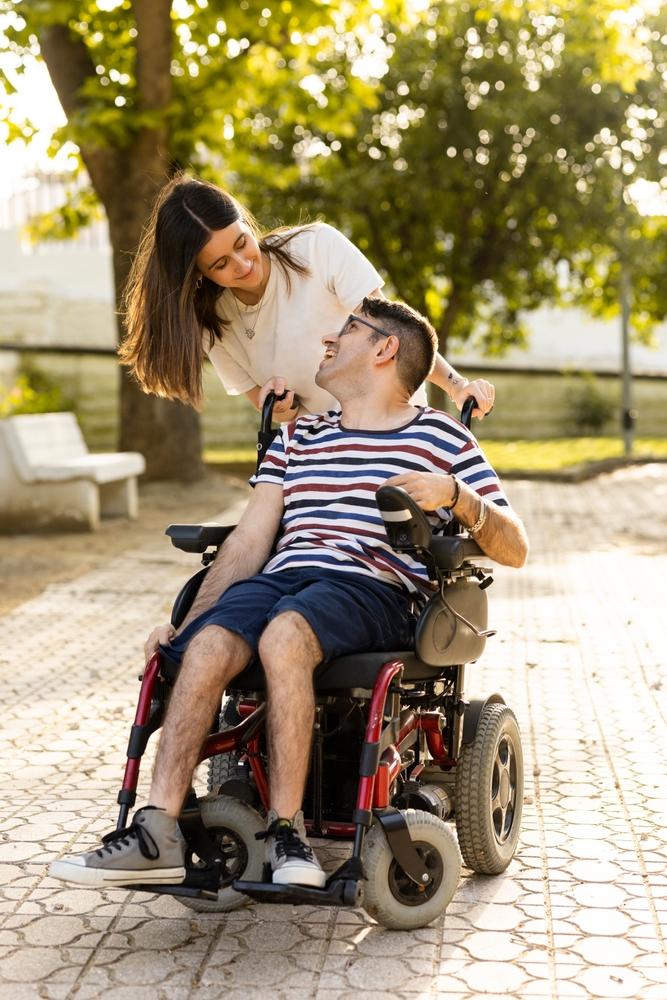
315, 314, 390, 393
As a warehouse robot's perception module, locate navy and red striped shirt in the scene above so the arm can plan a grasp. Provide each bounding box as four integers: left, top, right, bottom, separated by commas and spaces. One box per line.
252, 407, 510, 593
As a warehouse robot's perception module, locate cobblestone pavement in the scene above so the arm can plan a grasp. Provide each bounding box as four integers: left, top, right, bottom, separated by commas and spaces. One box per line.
1, 469, 667, 999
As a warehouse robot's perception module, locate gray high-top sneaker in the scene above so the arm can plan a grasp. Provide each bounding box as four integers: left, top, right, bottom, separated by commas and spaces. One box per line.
258, 810, 325, 888
49, 806, 186, 887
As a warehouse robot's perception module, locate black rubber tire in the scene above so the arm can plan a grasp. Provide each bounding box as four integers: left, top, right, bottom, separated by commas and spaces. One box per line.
455, 703, 524, 875
179, 794, 266, 913
362, 809, 461, 930
206, 709, 241, 794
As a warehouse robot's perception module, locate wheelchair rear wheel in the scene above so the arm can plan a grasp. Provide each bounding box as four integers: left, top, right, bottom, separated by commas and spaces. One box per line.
362, 809, 461, 929
206, 702, 241, 793
179, 794, 265, 913
455, 703, 524, 874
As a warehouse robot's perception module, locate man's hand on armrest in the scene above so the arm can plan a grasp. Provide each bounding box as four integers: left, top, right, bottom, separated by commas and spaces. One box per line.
385, 471, 529, 568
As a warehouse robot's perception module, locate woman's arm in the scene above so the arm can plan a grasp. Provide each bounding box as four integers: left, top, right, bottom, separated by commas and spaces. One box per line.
428, 355, 495, 420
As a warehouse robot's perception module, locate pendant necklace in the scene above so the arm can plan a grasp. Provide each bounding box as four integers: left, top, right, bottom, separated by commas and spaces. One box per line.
233, 287, 265, 340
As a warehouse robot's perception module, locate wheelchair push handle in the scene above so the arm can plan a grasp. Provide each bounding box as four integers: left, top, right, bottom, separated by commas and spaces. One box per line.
260, 389, 299, 434
460, 395, 477, 430
258, 389, 299, 472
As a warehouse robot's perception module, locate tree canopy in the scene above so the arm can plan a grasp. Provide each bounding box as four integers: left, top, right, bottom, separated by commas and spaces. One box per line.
228, 0, 667, 352
2, 0, 667, 468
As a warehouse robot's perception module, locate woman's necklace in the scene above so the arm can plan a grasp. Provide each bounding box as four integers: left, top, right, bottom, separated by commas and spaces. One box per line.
233, 287, 265, 340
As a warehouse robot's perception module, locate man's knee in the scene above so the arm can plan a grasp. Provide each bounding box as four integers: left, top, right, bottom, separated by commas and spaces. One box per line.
181, 624, 251, 678
258, 611, 322, 676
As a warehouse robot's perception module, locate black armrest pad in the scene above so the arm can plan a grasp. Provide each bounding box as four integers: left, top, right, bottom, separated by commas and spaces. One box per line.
166, 523, 236, 553
429, 535, 484, 569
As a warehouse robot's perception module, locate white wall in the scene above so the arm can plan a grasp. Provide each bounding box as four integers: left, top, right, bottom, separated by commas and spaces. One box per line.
450, 305, 667, 376
0, 229, 116, 351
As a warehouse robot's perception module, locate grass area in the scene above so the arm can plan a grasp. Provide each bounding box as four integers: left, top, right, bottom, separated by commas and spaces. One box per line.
481, 438, 667, 471
205, 448, 258, 465
205, 439, 667, 473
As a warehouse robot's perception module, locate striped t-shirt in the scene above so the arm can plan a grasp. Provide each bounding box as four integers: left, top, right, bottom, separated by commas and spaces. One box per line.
252, 407, 510, 593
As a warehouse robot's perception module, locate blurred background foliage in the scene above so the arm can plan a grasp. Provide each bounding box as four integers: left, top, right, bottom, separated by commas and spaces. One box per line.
0, 360, 76, 417
2, 0, 667, 356
564, 371, 618, 435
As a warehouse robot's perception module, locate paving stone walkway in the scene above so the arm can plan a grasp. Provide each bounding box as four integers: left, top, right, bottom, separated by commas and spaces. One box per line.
1, 468, 667, 999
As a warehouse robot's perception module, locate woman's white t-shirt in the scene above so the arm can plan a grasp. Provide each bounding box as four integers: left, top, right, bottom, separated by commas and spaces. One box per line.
205, 224, 388, 415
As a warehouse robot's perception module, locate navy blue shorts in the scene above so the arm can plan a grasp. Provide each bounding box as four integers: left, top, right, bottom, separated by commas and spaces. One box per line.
161, 567, 414, 669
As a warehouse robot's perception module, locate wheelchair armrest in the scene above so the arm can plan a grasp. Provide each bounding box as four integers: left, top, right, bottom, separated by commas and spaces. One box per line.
428, 535, 484, 570
165, 523, 236, 554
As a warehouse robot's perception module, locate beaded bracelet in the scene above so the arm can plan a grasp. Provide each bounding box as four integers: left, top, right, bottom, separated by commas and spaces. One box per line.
443, 477, 460, 511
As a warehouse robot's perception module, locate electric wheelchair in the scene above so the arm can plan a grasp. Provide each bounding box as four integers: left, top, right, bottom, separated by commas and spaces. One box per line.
113, 395, 524, 930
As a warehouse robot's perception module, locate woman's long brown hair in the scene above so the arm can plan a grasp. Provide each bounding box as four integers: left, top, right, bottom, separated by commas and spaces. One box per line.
119, 176, 311, 409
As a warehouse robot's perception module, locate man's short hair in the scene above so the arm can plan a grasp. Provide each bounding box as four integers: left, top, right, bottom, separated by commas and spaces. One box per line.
360, 297, 438, 396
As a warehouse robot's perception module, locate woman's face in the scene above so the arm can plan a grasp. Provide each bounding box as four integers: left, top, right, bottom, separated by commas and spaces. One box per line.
195, 221, 265, 290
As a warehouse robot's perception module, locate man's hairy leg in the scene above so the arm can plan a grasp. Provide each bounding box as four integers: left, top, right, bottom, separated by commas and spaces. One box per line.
258, 611, 323, 818
148, 625, 252, 817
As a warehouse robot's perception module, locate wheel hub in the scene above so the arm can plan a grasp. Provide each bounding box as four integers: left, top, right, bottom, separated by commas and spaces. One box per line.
490, 732, 518, 845
185, 824, 249, 890
388, 840, 443, 907
499, 769, 510, 808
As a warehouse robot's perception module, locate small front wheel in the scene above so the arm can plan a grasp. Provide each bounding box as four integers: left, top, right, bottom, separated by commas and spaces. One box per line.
455, 703, 524, 874
179, 794, 265, 913
362, 809, 461, 930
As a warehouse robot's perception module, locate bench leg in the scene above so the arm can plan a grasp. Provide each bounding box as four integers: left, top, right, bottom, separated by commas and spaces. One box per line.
99, 478, 138, 519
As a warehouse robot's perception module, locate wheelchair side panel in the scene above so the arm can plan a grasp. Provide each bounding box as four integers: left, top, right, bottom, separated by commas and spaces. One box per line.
415, 578, 488, 666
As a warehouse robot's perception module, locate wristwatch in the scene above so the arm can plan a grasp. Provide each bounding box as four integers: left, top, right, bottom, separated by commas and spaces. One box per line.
468, 498, 488, 535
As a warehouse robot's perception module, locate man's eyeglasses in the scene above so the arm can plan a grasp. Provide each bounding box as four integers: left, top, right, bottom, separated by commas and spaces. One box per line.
338, 313, 390, 340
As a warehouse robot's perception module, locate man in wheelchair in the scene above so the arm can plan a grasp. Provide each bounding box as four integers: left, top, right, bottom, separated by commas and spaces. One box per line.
51, 297, 528, 892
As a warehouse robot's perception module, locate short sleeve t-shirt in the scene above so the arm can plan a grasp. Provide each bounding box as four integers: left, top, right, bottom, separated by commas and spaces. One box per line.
251, 407, 510, 594
205, 224, 385, 416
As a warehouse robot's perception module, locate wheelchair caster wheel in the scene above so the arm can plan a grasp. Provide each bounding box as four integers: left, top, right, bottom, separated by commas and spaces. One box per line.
362, 809, 460, 930
455, 702, 524, 874
179, 794, 265, 913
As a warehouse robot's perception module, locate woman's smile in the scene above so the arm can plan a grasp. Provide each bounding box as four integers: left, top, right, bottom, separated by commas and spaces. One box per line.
236, 261, 256, 282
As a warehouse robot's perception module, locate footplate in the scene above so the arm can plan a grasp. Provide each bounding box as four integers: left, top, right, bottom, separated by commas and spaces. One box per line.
121, 861, 222, 901
233, 878, 363, 907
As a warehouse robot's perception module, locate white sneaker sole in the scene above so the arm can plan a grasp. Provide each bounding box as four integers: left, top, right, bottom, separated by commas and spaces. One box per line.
272, 864, 326, 889
49, 860, 186, 888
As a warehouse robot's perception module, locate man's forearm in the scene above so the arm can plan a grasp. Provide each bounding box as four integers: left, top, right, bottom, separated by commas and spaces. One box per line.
177, 532, 265, 632
453, 483, 529, 568
176, 484, 283, 631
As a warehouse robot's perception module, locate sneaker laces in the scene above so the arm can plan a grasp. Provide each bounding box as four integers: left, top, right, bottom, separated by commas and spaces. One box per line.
98, 821, 160, 861
255, 819, 314, 863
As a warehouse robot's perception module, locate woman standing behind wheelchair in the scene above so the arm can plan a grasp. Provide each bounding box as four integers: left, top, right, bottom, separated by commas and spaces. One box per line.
120, 176, 494, 421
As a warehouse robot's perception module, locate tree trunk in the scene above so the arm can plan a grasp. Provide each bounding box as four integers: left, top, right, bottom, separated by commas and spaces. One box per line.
437, 286, 461, 359
39, 8, 204, 481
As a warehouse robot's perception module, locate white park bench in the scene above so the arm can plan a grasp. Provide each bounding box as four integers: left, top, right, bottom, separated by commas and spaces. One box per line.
0, 412, 145, 532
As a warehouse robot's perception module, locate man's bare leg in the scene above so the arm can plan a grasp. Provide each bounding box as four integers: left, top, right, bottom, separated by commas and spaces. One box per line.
148, 625, 252, 817
258, 610, 323, 817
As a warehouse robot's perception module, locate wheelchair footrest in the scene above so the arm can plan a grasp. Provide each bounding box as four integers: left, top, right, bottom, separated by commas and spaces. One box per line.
233, 878, 363, 907
121, 861, 222, 902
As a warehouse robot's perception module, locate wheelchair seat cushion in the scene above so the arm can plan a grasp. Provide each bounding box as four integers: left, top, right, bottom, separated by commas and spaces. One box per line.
161, 647, 444, 693
160, 567, 414, 674
226, 648, 446, 694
